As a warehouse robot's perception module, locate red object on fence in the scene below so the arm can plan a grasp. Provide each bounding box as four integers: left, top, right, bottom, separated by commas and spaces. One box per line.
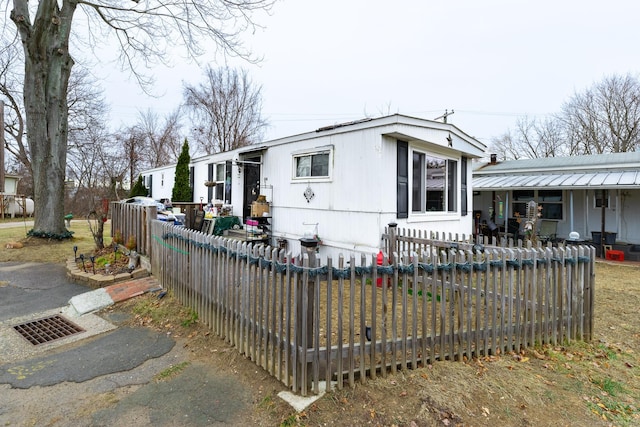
606, 250, 624, 261
376, 251, 390, 287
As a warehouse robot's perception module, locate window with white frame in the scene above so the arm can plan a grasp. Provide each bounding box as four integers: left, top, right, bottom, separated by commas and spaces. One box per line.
594, 189, 612, 208
215, 163, 225, 200
213, 161, 232, 203
411, 152, 458, 213
293, 150, 331, 179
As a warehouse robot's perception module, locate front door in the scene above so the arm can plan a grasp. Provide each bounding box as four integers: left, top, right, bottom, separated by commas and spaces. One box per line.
243, 156, 261, 220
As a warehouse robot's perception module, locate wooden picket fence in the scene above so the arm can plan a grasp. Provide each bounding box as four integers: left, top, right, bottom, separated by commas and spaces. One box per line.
150, 220, 595, 396
110, 202, 157, 257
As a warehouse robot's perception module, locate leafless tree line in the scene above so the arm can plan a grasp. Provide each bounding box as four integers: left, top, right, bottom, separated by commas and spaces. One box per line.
2, 41, 266, 214
489, 73, 640, 160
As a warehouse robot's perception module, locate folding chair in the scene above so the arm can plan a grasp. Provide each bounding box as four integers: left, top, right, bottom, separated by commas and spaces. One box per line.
538, 220, 558, 244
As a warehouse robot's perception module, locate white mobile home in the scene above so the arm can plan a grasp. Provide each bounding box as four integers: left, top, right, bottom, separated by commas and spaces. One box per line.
143, 114, 486, 258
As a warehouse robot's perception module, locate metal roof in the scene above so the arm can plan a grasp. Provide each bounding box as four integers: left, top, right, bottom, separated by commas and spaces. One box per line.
473, 152, 640, 190
474, 152, 640, 173
474, 170, 640, 190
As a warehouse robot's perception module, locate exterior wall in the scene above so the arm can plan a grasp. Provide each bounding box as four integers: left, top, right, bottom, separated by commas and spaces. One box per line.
583, 188, 639, 244
264, 128, 476, 259
263, 129, 395, 258
191, 152, 239, 206
1, 177, 33, 218
143, 166, 176, 200
3, 177, 19, 195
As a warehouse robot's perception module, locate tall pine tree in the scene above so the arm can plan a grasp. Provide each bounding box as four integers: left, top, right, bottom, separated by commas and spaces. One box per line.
172, 139, 192, 202
130, 175, 148, 197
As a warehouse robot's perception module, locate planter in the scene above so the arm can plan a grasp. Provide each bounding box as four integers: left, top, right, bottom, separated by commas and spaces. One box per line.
591, 231, 617, 245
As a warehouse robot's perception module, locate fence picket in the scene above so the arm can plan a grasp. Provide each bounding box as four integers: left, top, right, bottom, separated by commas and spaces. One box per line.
348, 254, 356, 388
359, 254, 367, 384
336, 255, 345, 389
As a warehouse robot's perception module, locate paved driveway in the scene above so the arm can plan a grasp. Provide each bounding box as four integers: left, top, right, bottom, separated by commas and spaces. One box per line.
0, 262, 255, 426
0, 262, 87, 321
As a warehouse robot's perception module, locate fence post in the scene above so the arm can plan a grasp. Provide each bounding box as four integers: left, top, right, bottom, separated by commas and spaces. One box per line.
388, 222, 398, 262
145, 206, 157, 258
298, 237, 319, 394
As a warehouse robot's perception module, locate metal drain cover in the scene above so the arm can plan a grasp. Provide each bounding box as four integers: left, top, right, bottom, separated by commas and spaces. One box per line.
13, 315, 85, 346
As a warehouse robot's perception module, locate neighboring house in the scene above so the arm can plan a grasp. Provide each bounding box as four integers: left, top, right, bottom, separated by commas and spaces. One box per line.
1, 174, 34, 217
473, 152, 640, 257
143, 114, 486, 258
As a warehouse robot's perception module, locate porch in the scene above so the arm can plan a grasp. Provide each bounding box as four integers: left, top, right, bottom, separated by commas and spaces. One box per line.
473, 152, 640, 260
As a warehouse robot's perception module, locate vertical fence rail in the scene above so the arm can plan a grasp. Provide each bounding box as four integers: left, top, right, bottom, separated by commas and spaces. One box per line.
149, 220, 595, 396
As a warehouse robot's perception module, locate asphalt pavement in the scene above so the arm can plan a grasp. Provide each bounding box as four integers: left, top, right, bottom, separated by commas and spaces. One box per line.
0, 262, 87, 321
0, 262, 258, 426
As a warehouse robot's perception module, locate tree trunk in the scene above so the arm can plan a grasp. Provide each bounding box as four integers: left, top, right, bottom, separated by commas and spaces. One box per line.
12, 0, 77, 237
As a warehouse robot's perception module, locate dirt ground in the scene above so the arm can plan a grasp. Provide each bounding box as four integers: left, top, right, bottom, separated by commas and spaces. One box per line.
1, 227, 639, 426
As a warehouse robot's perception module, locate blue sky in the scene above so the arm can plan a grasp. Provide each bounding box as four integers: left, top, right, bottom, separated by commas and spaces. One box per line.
102, 0, 640, 146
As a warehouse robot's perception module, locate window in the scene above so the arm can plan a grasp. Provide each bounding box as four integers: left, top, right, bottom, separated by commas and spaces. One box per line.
594, 189, 610, 208
538, 190, 562, 220
447, 159, 457, 212
411, 152, 458, 213
215, 163, 225, 201
293, 150, 331, 179
512, 190, 535, 218
213, 161, 232, 203
207, 162, 232, 204
512, 189, 563, 220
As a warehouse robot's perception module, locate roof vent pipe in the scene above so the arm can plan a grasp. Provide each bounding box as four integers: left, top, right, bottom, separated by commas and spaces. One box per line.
490, 153, 497, 165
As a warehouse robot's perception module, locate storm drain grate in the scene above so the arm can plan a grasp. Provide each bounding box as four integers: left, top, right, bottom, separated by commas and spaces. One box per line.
13, 315, 85, 346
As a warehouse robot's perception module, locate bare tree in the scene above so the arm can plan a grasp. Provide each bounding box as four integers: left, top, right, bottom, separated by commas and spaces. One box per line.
560, 73, 640, 154
135, 109, 183, 168
488, 116, 567, 160
112, 108, 183, 190
2, 36, 111, 198
7, 0, 275, 238
488, 131, 521, 161
0, 38, 29, 169
184, 66, 268, 154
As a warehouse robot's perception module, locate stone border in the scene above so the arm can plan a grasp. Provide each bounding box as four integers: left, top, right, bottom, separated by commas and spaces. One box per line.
66, 256, 150, 288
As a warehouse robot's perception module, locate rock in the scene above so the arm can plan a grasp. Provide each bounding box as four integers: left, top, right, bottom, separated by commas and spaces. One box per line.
128, 251, 140, 271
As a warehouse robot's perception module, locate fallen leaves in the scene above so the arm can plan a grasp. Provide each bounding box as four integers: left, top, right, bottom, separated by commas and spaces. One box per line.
531, 349, 546, 360
512, 354, 530, 363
